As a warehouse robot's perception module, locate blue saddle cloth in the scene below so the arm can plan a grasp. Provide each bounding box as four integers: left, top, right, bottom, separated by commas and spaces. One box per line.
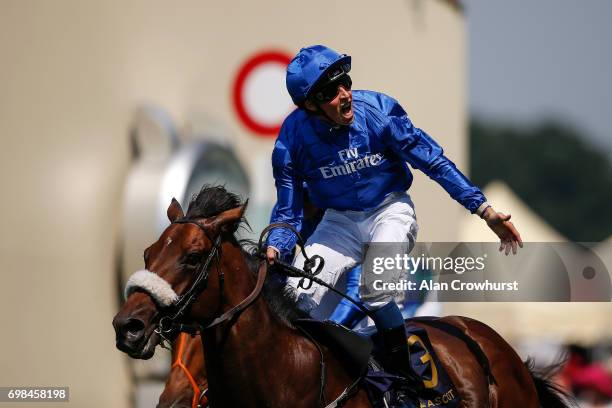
357, 323, 461, 408
295, 318, 461, 408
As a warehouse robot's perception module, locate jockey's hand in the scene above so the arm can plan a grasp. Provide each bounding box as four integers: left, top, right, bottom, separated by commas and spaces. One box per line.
483, 208, 523, 255
266, 247, 279, 264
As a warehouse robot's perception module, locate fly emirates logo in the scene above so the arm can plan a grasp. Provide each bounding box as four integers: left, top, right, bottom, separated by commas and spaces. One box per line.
319, 148, 385, 179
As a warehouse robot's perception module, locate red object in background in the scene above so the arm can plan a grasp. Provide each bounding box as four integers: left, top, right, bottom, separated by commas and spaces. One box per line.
561, 353, 612, 399
572, 364, 612, 398
232, 50, 292, 137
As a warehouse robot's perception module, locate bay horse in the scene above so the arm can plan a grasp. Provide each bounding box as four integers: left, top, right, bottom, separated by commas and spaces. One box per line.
158, 332, 208, 408
113, 186, 573, 407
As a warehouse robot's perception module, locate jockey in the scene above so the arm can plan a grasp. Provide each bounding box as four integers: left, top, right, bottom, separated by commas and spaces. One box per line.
266, 45, 522, 389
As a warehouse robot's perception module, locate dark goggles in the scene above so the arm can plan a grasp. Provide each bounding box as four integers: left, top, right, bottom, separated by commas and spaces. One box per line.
311, 74, 352, 103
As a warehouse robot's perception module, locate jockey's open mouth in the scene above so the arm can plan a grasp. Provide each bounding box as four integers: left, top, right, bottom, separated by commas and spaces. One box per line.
340, 99, 353, 121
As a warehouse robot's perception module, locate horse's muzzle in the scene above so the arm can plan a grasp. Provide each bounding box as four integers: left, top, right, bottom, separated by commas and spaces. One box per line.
112, 315, 152, 357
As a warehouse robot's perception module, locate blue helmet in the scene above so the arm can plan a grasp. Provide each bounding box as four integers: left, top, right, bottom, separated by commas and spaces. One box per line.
286, 45, 351, 106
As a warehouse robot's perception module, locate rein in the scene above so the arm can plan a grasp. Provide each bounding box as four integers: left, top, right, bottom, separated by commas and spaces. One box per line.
259, 222, 325, 290
258, 223, 373, 319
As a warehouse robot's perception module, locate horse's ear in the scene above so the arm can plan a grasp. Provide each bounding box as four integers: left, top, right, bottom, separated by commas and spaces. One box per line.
209, 200, 248, 235
167, 198, 184, 222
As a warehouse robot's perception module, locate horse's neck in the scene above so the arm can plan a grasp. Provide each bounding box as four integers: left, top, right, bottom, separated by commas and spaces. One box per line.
200, 244, 319, 405
204, 242, 290, 348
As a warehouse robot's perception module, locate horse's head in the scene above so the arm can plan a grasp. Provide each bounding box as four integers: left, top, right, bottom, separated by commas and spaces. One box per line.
113, 189, 247, 359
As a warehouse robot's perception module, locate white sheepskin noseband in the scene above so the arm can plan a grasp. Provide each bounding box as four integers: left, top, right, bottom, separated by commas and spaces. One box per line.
124, 269, 179, 307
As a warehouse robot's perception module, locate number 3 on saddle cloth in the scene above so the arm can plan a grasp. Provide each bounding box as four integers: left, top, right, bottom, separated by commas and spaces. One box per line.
295, 319, 461, 408
363, 323, 460, 408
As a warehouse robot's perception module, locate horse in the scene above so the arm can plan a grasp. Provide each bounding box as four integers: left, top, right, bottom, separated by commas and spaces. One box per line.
158, 332, 208, 408
113, 185, 573, 407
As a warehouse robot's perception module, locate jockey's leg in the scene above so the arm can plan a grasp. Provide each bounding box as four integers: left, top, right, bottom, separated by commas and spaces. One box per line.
329, 265, 366, 328
361, 193, 420, 385
372, 302, 420, 386
288, 210, 361, 313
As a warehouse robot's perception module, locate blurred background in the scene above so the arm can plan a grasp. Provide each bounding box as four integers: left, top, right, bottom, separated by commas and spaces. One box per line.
0, 0, 610, 407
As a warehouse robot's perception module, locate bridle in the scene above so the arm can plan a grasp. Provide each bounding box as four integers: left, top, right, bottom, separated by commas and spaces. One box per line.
154, 218, 268, 347
153, 219, 221, 343
171, 332, 209, 408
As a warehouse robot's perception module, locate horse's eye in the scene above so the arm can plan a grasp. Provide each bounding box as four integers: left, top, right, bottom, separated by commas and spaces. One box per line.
184, 252, 201, 267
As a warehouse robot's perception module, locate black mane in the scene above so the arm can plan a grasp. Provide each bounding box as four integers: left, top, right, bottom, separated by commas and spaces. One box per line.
186, 184, 243, 220
187, 185, 308, 325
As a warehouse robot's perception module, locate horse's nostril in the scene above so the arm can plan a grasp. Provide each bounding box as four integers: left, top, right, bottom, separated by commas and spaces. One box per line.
122, 318, 145, 341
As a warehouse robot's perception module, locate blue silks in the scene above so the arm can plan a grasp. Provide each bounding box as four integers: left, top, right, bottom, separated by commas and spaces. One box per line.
268, 90, 486, 258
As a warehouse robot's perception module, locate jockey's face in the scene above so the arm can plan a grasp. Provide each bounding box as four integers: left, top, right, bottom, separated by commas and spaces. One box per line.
305, 84, 354, 126
323, 84, 353, 125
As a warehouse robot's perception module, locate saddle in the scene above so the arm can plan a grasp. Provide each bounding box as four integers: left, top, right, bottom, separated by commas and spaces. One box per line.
294, 318, 471, 408
294, 318, 373, 378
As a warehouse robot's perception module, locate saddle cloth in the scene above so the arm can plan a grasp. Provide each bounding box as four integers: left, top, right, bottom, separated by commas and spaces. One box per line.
294, 319, 461, 408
